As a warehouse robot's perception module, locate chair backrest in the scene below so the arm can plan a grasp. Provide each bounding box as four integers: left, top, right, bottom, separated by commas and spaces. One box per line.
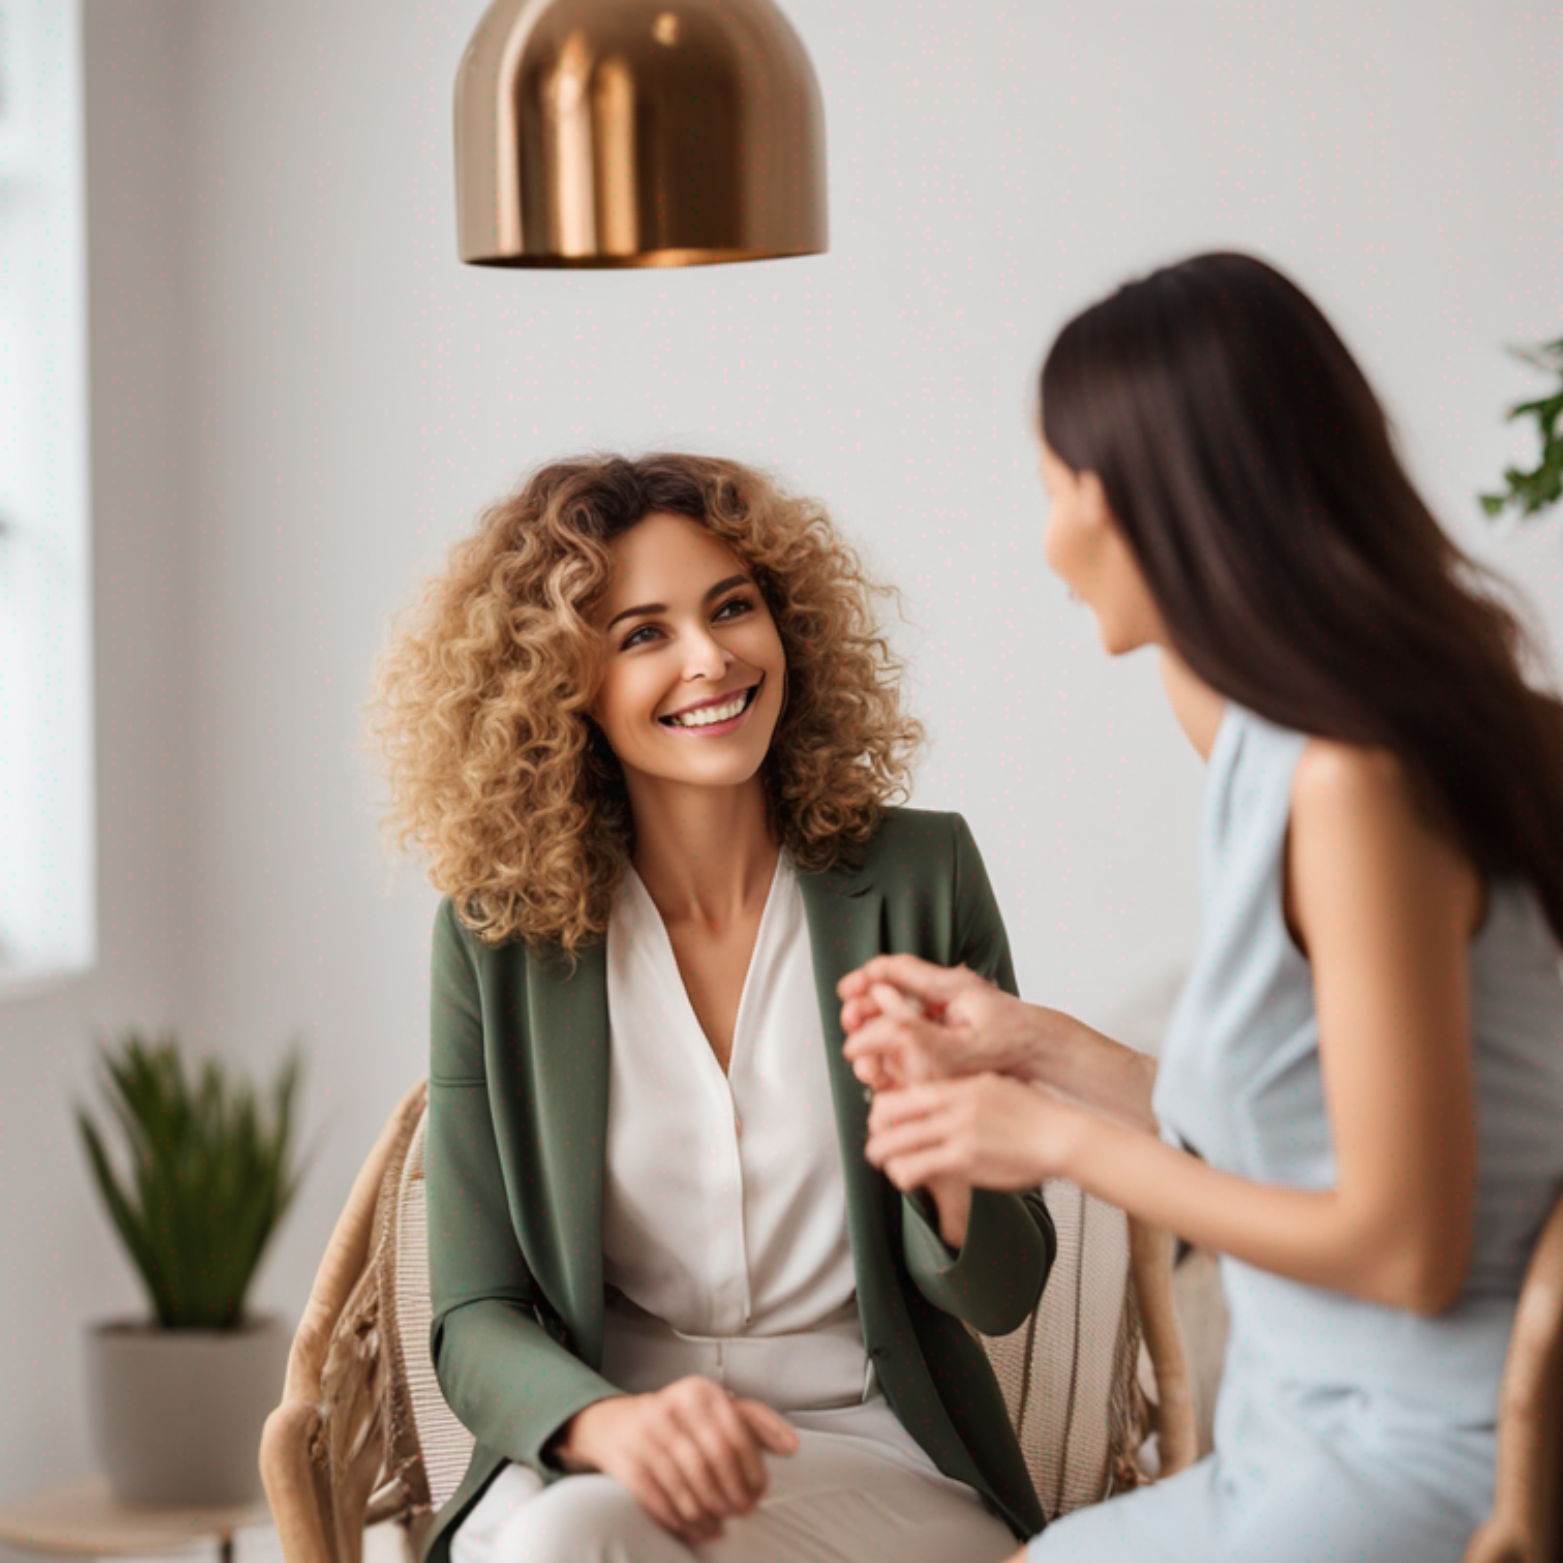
268, 1085, 1193, 1563
261, 1081, 429, 1563
976, 1177, 1170, 1516
377, 1109, 475, 1515
1462, 1179, 1563, 1563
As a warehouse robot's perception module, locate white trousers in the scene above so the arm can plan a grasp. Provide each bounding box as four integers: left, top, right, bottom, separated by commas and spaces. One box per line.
450, 1303, 1017, 1563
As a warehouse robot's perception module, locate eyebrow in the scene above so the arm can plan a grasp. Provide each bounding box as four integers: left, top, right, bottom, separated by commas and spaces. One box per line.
605, 574, 753, 632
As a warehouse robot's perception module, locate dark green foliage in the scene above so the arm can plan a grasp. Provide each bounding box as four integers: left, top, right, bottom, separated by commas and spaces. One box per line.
77, 1032, 307, 1329
1482, 339, 1563, 523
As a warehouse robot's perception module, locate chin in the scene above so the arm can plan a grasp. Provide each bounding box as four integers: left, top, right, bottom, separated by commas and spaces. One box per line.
662, 728, 779, 791
1097, 615, 1155, 658
671, 758, 770, 793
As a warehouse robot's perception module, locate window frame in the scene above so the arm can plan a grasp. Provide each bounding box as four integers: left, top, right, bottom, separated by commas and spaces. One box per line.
0, 0, 96, 999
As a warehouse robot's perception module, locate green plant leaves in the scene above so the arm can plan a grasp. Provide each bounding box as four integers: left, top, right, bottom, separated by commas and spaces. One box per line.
1482, 338, 1563, 524
75, 1031, 307, 1330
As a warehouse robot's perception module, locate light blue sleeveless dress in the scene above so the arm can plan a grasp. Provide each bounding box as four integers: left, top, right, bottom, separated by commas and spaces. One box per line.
1029, 702, 1563, 1562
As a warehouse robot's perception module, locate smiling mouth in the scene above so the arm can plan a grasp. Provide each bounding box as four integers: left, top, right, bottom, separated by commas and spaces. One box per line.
658, 683, 760, 730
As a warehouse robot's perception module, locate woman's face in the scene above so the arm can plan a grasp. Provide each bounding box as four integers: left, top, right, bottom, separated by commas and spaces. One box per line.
1038, 435, 1166, 654
589, 511, 786, 795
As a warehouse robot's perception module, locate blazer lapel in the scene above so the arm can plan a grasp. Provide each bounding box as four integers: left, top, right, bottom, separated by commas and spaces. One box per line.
796, 856, 897, 1281
520, 940, 610, 1366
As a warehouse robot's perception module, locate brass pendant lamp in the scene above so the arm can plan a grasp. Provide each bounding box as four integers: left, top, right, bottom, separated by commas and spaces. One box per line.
454, 0, 827, 268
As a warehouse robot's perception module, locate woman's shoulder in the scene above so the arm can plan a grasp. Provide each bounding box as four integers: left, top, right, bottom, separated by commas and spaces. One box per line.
860, 804, 973, 850
432, 893, 473, 953
1286, 739, 1486, 946
849, 806, 983, 884
431, 893, 565, 976
1289, 739, 1452, 852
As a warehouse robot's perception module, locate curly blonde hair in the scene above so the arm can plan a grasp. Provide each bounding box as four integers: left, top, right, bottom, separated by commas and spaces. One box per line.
368, 453, 923, 951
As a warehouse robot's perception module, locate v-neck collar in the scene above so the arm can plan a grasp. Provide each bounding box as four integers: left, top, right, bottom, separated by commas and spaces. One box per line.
621, 853, 790, 1079
519, 848, 882, 1367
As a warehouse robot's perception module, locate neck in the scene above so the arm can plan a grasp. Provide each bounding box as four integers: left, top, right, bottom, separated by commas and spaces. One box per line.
626, 775, 779, 930
1159, 649, 1226, 761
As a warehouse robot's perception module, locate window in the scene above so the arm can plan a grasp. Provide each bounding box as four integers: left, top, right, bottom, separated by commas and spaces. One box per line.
0, 0, 95, 995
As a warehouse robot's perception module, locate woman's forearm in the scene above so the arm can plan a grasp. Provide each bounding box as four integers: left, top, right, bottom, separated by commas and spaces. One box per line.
1026, 1011, 1159, 1133
1065, 1111, 1464, 1314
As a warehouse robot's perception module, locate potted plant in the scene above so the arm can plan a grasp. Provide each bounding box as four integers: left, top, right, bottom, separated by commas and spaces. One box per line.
77, 1031, 307, 1505
1481, 337, 1563, 523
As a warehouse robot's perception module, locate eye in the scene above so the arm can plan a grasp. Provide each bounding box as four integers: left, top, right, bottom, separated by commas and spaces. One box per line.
620, 623, 661, 650
713, 594, 754, 622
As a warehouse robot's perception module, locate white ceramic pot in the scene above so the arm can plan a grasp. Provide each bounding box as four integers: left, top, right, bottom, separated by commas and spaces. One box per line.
85, 1315, 290, 1505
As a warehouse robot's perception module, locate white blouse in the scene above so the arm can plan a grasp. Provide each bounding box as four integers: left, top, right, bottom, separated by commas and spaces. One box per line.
601, 854, 862, 1345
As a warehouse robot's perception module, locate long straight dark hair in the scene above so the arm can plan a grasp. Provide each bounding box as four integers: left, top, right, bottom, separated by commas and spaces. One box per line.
1040, 251, 1563, 943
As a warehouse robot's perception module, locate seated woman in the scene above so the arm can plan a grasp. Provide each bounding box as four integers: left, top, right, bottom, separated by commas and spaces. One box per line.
368, 453, 1056, 1563
838, 253, 1563, 1563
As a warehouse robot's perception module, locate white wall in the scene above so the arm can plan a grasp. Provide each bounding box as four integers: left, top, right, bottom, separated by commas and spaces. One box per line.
4, 0, 1560, 1524
0, 0, 191, 1526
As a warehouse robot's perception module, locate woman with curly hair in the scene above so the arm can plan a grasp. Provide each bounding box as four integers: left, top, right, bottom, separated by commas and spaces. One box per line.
369, 453, 1056, 1563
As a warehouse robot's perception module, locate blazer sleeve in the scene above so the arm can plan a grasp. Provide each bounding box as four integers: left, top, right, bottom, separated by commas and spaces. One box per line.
897, 815, 1058, 1337
426, 898, 620, 1472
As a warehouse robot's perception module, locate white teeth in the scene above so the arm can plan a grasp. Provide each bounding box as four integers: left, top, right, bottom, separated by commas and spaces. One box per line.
666, 691, 750, 728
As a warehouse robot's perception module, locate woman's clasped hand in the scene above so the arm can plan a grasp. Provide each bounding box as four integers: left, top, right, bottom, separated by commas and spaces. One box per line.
552, 1375, 799, 1547
839, 957, 1046, 1087
839, 959, 1079, 1191
865, 1071, 1082, 1193
840, 954, 1156, 1194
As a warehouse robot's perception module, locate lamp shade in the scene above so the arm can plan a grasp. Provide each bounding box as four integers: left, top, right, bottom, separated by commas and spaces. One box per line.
454, 0, 827, 267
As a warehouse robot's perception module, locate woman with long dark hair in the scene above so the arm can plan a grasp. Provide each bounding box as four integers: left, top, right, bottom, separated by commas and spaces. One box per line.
838, 253, 1563, 1561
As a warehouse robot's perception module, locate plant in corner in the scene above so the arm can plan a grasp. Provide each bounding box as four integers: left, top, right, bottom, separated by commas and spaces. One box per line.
1481, 338, 1563, 524
77, 1031, 308, 1506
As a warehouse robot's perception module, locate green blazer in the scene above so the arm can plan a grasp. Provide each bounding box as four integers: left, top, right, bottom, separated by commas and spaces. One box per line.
422, 808, 1055, 1563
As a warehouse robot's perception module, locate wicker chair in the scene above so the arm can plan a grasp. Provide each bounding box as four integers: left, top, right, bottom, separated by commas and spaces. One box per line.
260, 1081, 1199, 1563
1463, 1182, 1563, 1563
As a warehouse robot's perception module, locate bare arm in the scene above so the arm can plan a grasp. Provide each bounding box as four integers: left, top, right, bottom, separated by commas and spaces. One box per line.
1025, 1010, 1158, 1133
863, 744, 1482, 1316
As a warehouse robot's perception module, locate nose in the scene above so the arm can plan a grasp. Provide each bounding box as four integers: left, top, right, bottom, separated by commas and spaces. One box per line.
682, 623, 732, 681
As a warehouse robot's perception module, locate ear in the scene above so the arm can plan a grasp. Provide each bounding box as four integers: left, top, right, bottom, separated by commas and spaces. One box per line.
1077, 470, 1114, 532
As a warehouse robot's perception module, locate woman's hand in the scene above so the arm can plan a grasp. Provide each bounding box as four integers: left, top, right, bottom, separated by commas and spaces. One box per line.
838, 955, 1052, 1088
865, 1074, 1087, 1192
553, 1377, 799, 1545
841, 956, 1161, 1134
